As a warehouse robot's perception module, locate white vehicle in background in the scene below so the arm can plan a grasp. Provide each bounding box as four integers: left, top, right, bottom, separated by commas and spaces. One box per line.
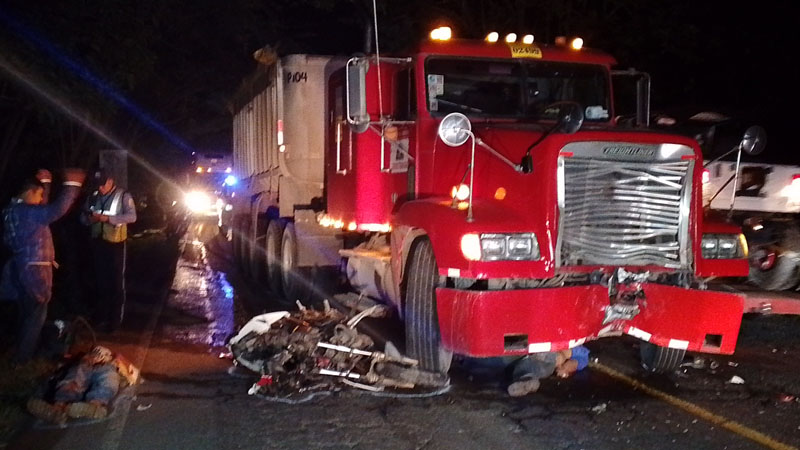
186, 152, 237, 221
668, 112, 800, 291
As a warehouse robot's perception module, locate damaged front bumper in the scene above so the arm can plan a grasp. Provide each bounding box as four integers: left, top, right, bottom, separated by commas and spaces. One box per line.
435, 282, 743, 357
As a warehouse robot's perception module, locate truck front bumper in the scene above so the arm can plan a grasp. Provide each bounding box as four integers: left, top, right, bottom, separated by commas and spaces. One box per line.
435, 284, 743, 357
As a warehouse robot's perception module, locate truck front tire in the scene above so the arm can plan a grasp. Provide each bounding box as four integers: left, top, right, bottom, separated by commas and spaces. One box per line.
640, 342, 685, 373
404, 238, 452, 374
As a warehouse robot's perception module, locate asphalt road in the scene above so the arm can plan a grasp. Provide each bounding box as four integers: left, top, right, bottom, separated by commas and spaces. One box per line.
8, 219, 800, 449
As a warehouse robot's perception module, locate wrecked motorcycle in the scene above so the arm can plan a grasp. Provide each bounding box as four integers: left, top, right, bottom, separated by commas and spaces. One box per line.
228, 302, 449, 398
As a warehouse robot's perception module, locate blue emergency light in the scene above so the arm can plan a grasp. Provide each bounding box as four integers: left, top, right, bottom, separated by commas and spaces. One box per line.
224, 175, 238, 186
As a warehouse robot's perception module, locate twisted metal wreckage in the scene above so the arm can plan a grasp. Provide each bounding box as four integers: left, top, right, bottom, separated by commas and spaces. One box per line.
228, 301, 450, 401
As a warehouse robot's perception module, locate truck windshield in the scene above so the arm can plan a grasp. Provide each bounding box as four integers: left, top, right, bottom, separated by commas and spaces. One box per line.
425, 57, 610, 122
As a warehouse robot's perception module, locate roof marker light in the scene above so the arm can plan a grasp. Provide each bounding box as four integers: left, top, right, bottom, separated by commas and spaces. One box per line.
505, 33, 517, 43
522, 34, 534, 44
486, 32, 499, 43
430, 27, 452, 41
571, 37, 584, 50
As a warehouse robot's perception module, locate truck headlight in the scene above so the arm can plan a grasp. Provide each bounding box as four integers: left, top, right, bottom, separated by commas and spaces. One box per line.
185, 191, 212, 213
701, 233, 746, 259
462, 233, 540, 261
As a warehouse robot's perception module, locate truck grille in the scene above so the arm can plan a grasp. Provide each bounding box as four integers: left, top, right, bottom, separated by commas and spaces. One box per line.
558, 147, 693, 269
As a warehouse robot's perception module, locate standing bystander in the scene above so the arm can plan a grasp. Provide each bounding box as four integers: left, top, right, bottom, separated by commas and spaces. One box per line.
81, 170, 136, 333
0, 168, 85, 363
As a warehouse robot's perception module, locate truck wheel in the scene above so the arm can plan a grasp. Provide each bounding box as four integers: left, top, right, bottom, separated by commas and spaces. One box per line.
250, 217, 268, 281
748, 227, 800, 291
239, 218, 252, 277
232, 216, 245, 268
280, 222, 309, 302
265, 219, 284, 292
640, 342, 685, 373
404, 238, 452, 374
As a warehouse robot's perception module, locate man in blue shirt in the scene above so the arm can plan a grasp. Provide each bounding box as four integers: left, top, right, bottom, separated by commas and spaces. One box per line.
1, 168, 85, 363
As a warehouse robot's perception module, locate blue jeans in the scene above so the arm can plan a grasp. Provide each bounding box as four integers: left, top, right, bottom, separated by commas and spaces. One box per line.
511, 353, 557, 381
15, 295, 47, 363
54, 363, 121, 405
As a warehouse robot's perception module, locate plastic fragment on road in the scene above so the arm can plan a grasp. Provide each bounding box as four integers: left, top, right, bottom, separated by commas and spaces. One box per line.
591, 403, 607, 414
728, 375, 745, 384
136, 404, 152, 411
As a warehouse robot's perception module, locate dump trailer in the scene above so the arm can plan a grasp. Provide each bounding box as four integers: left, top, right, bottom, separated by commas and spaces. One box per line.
229, 32, 756, 374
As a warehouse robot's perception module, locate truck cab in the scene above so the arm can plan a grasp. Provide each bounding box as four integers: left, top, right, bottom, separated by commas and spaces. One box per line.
231, 31, 753, 375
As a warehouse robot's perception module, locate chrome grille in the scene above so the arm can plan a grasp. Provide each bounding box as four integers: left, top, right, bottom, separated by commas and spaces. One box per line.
558, 148, 692, 268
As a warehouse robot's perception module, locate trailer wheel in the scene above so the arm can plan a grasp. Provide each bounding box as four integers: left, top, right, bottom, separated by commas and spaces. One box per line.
404, 238, 452, 374
239, 218, 252, 277
640, 342, 685, 373
280, 222, 309, 302
265, 219, 285, 292
232, 216, 246, 269
748, 227, 800, 291
250, 217, 268, 281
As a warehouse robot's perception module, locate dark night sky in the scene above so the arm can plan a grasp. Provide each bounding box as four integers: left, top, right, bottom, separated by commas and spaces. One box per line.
0, 0, 798, 198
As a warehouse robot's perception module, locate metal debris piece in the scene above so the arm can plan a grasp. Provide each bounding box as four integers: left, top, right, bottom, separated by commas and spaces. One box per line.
230, 305, 449, 398
680, 357, 705, 369
136, 404, 152, 411
709, 360, 720, 370
728, 375, 745, 385
727, 361, 738, 367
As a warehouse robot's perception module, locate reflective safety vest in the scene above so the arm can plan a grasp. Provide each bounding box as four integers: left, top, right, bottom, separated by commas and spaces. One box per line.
89, 188, 128, 243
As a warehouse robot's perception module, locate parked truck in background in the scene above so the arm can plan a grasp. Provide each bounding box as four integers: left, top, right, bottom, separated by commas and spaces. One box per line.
663, 113, 800, 292
227, 30, 763, 374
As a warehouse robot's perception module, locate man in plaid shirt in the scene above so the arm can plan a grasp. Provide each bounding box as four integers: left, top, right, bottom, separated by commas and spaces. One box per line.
0, 168, 85, 363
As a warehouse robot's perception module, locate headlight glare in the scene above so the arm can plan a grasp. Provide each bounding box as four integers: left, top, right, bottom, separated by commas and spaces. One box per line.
701, 233, 745, 259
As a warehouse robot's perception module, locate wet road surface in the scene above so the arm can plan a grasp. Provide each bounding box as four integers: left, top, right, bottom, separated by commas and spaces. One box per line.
8, 219, 800, 449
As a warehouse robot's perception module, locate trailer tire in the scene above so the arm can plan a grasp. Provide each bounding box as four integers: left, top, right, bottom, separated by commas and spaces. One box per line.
265, 219, 285, 292
404, 238, 452, 374
250, 217, 268, 281
640, 342, 685, 373
280, 222, 310, 302
232, 216, 246, 269
239, 218, 252, 277
748, 227, 800, 291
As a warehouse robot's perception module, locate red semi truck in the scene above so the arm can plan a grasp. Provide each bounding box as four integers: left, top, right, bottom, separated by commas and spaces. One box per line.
228, 30, 760, 374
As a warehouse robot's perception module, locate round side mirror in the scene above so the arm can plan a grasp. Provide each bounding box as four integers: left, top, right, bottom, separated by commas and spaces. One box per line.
437, 113, 472, 147
558, 103, 585, 134
740, 125, 766, 156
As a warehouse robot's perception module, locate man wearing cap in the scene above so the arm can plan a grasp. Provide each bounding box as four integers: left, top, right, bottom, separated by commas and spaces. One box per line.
1, 168, 85, 363
81, 170, 136, 333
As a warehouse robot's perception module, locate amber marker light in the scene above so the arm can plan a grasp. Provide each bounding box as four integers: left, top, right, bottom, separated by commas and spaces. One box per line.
494, 187, 507, 200
430, 26, 452, 41
461, 233, 482, 261
571, 37, 584, 50
522, 34, 534, 44
505, 33, 517, 43
195, 167, 203, 173
486, 32, 499, 43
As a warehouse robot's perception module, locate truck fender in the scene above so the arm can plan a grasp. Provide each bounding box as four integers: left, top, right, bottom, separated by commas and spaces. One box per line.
391, 225, 429, 319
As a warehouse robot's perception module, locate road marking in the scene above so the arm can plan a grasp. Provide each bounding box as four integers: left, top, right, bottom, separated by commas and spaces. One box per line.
590, 361, 797, 450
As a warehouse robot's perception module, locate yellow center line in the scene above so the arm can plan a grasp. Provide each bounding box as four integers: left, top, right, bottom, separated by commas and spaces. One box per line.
590, 361, 797, 450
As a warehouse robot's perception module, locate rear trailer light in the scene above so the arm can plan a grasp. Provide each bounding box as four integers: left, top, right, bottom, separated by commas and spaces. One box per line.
460, 233, 540, 262
701, 233, 747, 259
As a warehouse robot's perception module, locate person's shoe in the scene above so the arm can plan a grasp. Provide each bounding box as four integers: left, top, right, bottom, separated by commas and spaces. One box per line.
67, 402, 108, 419
507, 377, 541, 397
27, 398, 67, 425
